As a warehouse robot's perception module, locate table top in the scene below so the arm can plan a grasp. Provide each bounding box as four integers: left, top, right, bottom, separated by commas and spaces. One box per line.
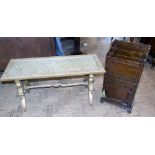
0, 54, 105, 82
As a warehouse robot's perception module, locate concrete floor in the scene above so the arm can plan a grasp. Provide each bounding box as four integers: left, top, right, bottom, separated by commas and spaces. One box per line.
0, 37, 155, 117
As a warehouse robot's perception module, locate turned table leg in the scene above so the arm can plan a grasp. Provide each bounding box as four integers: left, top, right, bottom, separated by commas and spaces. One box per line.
15, 80, 26, 111
88, 74, 95, 106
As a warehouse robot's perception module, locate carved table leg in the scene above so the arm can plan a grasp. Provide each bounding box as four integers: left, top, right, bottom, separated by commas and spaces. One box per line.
15, 80, 26, 111
88, 74, 95, 106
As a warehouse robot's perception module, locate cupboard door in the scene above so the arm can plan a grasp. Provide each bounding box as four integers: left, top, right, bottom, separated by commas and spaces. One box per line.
104, 74, 137, 106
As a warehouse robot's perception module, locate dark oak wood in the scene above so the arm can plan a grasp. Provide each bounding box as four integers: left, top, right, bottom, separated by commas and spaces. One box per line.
102, 73, 137, 112
106, 52, 144, 83
101, 40, 151, 113
0, 37, 55, 71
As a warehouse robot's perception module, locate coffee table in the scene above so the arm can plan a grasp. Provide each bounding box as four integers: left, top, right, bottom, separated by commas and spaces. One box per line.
0, 54, 105, 111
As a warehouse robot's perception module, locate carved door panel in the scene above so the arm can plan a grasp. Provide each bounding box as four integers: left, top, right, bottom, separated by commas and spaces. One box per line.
104, 74, 137, 106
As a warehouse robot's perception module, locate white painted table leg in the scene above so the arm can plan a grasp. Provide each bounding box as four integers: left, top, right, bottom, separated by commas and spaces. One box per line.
15, 80, 26, 111
88, 74, 95, 106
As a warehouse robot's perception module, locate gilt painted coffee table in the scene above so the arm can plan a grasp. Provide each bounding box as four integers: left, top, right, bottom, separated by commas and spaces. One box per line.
0, 54, 105, 111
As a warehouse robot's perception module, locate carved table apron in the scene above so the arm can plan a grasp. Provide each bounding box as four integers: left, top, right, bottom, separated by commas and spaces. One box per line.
0, 54, 105, 111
